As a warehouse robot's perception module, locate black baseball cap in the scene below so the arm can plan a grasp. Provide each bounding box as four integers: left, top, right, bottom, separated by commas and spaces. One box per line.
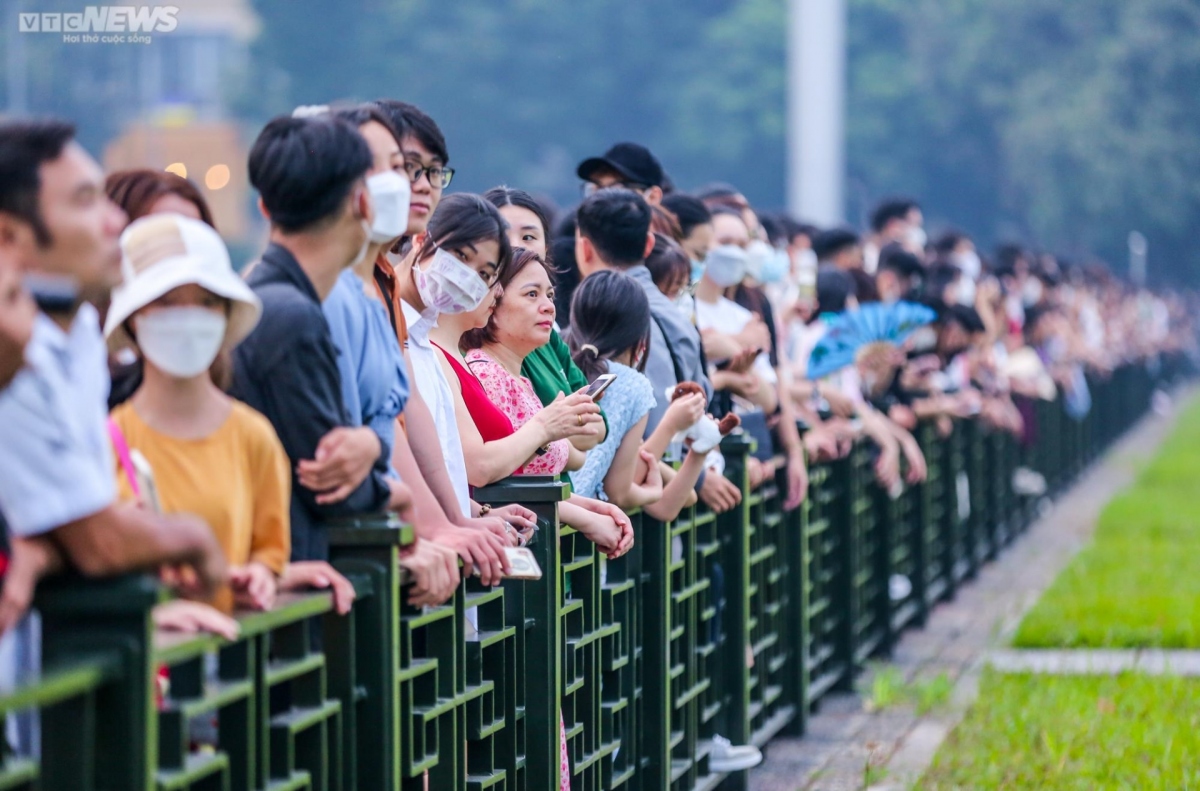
577, 142, 665, 188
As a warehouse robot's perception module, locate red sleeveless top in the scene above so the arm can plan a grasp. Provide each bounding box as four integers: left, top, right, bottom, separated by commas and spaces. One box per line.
432, 342, 516, 443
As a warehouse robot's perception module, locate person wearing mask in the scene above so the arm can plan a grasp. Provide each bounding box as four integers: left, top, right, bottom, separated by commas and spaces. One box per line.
932, 231, 982, 306
105, 167, 360, 613
484, 187, 609, 452
865, 198, 923, 273
368, 102, 527, 583
383, 192, 540, 567
576, 142, 667, 206
458, 249, 635, 557
0, 120, 228, 638
104, 170, 227, 407
231, 115, 453, 603
430, 264, 603, 484
692, 230, 778, 415
696, 210, 809, 506
431, 202, 606, 487
568, 271, 707, 521
574, 189, 742, 514
104, 213, 287, 615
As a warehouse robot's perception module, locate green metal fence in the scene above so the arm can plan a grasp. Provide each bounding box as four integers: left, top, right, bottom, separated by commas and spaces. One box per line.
2, 359, 1183, 791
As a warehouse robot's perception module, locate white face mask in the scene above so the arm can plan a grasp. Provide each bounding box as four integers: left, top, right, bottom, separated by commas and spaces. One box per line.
414, 245, 491, 314
366, 170, 412, 244
905, 225, 927, 251
135, 306, 227, 379
744, 239, 773, 281
953, 249, 982, 280
1022, 278, 1044, 307
673, 291, 695, 321
956, 276, 977, 306
759, 247, 790, 285
704, 244, 748, 288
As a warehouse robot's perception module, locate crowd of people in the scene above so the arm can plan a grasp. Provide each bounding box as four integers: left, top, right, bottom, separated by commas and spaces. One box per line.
0, 102, 1193, 779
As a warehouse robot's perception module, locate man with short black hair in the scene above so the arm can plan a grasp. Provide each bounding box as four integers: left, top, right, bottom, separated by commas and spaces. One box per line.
813, 227, 863, 271
0, 120, 228, 755
865, 197, 924, 272
0, 118, 227, 605
575, 187, 655, 268
373, 100, 452, 236
232, 114, 406, 563
575, 188, 713, 432
577, 142, 666, 206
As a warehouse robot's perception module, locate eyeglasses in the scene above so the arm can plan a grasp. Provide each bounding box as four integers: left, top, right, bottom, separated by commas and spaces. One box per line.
581, 180, 648, 198
405, 162, 455, 189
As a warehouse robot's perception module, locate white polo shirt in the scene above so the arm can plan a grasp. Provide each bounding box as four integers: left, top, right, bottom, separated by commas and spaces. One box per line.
400, 299, 471, 516
0, 304, 114, 758
0, 304, 116, 535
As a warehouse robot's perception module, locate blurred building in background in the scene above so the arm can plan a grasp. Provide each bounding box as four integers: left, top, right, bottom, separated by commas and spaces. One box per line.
92, 0, 260, 245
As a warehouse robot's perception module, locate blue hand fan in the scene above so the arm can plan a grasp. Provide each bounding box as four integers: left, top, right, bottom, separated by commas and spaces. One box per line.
806, 301, 937, 380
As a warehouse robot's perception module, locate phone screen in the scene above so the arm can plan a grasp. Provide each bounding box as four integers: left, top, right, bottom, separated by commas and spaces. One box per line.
584, 374, 617, 400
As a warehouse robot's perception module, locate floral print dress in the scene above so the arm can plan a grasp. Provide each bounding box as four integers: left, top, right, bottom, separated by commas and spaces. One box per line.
465, 349, 570, 476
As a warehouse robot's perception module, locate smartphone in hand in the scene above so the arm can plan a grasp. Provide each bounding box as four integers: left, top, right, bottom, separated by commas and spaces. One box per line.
583, 373, 617, 401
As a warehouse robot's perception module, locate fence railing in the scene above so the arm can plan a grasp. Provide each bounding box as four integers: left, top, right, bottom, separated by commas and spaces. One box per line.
0, 357, 1185, 791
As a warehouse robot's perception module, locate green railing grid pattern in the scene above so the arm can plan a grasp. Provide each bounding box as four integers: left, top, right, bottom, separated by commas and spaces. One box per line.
3, 359, 1184, 791
847, 443, 889, 665
154, 592, 344, 791
916, 422, 952, 606
803, 458, 852, 705
883, 469, 923, 636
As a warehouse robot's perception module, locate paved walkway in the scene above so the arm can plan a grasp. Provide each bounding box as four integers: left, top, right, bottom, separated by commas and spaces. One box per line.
748, 388, 1194, 791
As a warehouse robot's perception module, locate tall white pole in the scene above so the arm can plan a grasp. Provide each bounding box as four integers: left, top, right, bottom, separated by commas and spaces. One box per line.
1128, 230, 1147, 287
787, 0, 846, 226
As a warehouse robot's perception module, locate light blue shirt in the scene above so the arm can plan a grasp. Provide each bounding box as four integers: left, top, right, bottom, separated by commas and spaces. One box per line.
0, 305, 115, 537
570, 361, 658, 501
323, 269, 409, 476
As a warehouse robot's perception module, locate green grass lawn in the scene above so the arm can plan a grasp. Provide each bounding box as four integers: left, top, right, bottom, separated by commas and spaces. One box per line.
919, 670, 1200, 790
1013, 397, 1200, 648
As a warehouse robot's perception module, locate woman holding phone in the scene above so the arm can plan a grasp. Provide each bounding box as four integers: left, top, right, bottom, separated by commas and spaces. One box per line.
431, 248, 635, 559
568, 271, 708, 519
428, 248, 602, 483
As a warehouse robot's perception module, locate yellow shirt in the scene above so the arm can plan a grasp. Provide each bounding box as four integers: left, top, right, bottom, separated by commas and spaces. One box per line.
110, 399, 291, 611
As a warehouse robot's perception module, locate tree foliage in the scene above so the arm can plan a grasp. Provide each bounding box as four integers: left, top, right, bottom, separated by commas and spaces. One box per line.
3, 0, 1181, 281
245, 0, 1200, 280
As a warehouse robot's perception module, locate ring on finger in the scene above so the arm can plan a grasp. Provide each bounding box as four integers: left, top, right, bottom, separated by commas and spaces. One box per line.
577, 414, 584, 426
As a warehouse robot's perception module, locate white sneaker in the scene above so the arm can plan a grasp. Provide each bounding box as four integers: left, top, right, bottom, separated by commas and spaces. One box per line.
708, 734, 763, 773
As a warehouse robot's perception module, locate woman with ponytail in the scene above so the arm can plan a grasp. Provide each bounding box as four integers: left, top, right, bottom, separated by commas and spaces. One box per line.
568, 271, 708, 521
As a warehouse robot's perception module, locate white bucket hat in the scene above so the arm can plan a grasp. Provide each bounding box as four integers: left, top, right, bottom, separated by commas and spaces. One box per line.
104, 213, 261, 352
